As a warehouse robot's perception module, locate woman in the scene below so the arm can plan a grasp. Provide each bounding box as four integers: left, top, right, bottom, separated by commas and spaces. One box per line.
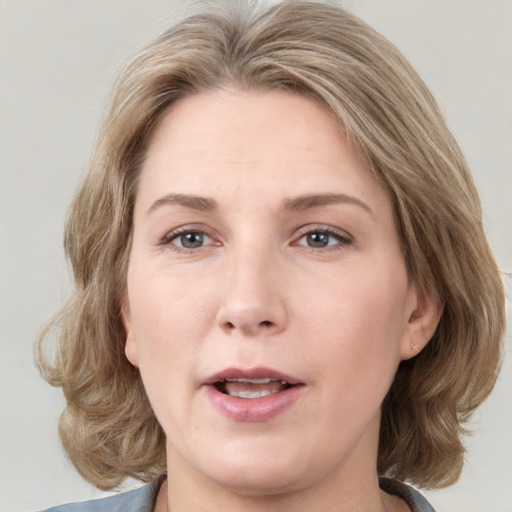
36, 2, 505, 511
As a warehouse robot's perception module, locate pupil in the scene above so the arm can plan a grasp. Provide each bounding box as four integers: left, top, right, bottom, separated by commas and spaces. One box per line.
181, 232, 203, 248
307, 233, 328, 248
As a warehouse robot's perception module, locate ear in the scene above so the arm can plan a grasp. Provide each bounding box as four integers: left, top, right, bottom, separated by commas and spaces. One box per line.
121, 297, 139, 367
401, 286, 443, 360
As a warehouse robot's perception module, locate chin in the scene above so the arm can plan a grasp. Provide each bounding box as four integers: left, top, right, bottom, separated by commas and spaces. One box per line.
210, 463, 307, 496
195, 439, 324, 496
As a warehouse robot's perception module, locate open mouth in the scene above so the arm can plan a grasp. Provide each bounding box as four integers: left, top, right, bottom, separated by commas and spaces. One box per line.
205, 369, 304, 421
214, 378, 294, 399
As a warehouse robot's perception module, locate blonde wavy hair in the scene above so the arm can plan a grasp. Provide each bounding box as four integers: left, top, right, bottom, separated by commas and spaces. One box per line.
36, 0, 505, 491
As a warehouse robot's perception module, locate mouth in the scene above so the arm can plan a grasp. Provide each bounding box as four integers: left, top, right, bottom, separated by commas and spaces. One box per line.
214, 378, 293, 399
203, 367, 305, 422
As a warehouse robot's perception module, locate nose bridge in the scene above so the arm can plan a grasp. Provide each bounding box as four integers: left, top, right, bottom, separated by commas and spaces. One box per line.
216, 235, 286, 336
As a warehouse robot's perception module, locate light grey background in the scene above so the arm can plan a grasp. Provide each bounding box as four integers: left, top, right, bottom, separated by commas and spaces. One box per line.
1, 1, 511, 511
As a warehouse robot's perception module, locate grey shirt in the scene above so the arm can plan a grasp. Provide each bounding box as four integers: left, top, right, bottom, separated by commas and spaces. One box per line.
38, 477, 436, 512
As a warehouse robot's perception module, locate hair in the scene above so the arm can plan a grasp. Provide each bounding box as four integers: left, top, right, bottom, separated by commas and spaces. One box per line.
36, 0, 505, 491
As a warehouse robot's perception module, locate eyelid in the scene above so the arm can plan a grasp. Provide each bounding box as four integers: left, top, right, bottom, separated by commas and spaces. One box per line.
159, 224, 220, 250
158, 223, 352, 252
293, 224, 353, 248
296, 223, 352, 238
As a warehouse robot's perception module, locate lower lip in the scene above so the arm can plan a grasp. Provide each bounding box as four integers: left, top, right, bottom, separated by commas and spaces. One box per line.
206, 385, 305, 422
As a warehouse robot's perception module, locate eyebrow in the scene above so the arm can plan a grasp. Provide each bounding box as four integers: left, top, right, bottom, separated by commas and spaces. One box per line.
284, 193, 373, 215
147, 193, 217, 215
147, 192, 372, 216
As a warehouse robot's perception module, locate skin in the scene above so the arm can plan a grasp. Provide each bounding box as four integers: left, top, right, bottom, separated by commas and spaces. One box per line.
123, 89, 440, 512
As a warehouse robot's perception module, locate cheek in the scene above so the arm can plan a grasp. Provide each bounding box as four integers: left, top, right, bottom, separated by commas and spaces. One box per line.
124, 272, 202, 425
297, 265, 408, 385
125, 262, 219, 374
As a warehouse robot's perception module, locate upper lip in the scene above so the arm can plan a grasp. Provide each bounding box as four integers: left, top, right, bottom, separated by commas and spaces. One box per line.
203, 367, 303, 386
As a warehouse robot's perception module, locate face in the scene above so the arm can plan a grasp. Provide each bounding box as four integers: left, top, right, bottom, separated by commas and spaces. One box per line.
123, 89, 431, 497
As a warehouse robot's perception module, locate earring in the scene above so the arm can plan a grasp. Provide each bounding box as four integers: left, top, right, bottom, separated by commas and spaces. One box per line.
411, 341, 417, 351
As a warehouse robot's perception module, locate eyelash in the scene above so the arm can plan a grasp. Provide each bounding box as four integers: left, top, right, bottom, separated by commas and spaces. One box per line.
159, 226, 216, 253
294, 225, 353, 251
159, 225, 353, 253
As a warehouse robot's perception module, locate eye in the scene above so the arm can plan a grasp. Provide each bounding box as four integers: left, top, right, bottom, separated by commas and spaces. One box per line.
176, 232, 208, 249
163, 229, 214, 250
295, 227, 352, 250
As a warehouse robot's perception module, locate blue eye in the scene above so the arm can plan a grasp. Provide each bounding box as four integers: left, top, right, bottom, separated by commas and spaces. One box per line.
305, 232, 332, 248
167, 231, 213, 249
296, 229, 351, 249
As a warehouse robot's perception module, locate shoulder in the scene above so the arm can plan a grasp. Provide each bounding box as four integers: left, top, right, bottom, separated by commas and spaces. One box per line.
379, 477, 437, 512
36, 480, 161, 512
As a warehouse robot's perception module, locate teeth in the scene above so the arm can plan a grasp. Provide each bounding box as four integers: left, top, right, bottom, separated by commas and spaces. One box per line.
215, 377, 292, 398
227, 389, 276, 399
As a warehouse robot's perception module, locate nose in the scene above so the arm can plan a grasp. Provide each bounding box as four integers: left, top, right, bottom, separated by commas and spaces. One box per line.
215, 244, 287, 337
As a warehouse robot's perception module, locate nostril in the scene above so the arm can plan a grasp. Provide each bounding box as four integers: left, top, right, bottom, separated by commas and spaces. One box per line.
259, 320, 273, 327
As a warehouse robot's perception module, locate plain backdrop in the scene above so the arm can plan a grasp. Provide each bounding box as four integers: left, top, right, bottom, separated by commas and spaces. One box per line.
1, 1, 511, 511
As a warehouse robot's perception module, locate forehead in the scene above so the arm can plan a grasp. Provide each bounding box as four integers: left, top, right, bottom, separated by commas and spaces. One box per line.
137, 88, 389, 215
147, 88, 343, 159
